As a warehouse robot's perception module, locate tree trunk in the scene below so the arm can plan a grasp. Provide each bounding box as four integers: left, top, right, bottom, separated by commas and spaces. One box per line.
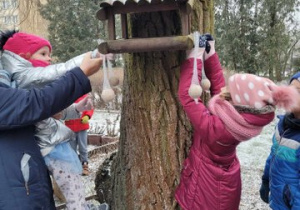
97, 1, 214, 209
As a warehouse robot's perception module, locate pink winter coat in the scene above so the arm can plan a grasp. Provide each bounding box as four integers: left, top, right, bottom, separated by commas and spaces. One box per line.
175, 54, 241, 210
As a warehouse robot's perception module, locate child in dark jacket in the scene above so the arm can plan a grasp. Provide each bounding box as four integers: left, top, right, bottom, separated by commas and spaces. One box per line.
175, 33, 298, 210
0, 53, 101, 209
0, 30, 96, 209
260, 72, 300, 210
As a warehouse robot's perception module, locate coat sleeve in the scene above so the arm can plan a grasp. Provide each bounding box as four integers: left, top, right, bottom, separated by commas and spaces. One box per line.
204, 53, 225, 96
61, 104, 81, 120
2, 50, 85, 89
0, 67, 91, 130
262, 152, 272, 181
178, 58, 227, 141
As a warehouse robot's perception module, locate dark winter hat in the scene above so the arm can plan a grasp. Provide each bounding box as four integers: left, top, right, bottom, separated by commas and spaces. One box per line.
289, 72, 300, 84
3, 32, 52, 60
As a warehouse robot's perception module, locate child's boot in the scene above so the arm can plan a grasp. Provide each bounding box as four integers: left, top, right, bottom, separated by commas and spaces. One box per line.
82, 162, 90, 176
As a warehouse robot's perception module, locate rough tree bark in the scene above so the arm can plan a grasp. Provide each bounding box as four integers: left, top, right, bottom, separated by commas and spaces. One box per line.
95, 1, 214, 209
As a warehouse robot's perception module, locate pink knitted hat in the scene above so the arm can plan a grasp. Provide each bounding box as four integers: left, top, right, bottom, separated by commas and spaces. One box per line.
228, 74, 298, 111
3, 32, 52, 60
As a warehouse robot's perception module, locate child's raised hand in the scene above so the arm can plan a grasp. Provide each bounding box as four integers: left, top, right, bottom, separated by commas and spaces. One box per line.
80, 52, 102, 76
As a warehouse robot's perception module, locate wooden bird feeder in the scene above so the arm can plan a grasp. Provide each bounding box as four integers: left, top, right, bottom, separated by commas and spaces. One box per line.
96, 0, 195, 54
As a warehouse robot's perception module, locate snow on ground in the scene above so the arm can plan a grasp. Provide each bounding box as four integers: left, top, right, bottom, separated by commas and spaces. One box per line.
76, 109, 285, 209
237, 121, 275, 210
89, 110, 121, 136
85, 110, 120, 196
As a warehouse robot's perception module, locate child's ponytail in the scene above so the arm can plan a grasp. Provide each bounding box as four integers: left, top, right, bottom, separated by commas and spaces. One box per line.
0, 30, 18, 51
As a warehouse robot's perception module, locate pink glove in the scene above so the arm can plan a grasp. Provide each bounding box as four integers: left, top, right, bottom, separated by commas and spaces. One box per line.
75, 95, 94, 112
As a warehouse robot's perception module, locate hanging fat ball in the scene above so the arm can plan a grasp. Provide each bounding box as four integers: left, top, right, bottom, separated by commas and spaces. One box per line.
109, 76, 120, 87
188, 84, 203, 99
201, 78, 211, 91
101, 88, 115, 103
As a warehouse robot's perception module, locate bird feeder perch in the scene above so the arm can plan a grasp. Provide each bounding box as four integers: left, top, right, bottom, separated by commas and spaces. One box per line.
96, 0, 195, 54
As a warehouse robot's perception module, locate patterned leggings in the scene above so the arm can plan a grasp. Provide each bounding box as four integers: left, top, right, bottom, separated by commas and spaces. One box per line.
50, 161, 86, 210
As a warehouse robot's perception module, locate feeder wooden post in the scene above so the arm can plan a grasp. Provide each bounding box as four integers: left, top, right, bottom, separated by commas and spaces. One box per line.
98, 36, 194, 54
107, 8, 115, 40
121, 14, 128, 39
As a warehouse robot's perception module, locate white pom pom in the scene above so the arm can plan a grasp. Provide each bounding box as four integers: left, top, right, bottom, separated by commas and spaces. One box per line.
101, 88, 115, 103
188, 84, 202, 99
109, 76, 120, 87
201, 78, 211, 91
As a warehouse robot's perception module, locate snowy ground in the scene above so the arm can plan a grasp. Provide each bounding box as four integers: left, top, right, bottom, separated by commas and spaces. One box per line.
88, 110, 121, 136
58, 109, 284, 209
82, 110, 120, 205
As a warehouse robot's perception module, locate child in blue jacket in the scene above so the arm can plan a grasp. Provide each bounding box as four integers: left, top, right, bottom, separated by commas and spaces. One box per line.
260, 72, 300, 210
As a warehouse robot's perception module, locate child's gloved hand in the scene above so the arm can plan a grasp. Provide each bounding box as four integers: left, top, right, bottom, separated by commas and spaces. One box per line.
81, 115, 90, 124
75, 96, 94, 112
259, 178, 270, 203
200, 33, 214, 53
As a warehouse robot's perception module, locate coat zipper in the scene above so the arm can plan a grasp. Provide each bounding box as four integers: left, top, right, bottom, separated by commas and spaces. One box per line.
21, 153, 31, 195
25, 182, 29, 195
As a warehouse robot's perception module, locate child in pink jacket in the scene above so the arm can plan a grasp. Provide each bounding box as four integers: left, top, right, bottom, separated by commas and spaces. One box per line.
175, 34, 298, 210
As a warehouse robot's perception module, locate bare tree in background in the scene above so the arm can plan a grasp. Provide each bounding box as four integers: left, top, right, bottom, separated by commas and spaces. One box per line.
0, 0, 48, 37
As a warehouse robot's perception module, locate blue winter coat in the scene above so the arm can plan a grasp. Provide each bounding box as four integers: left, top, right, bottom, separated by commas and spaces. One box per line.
262, 115, 300, 210
0, 67, 91, 209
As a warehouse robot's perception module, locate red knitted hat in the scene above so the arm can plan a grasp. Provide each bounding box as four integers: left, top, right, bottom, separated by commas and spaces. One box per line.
3, 32, 52, 60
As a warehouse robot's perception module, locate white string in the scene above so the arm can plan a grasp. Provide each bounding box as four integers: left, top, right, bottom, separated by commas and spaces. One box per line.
102, 56, 111, 90
107, 59, 114, 78
191, 31, 201, 104
192, 31, 200, 86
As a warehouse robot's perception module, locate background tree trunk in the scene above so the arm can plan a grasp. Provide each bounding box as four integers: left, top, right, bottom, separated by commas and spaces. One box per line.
19, 0, 49, 38
99, 1, 214, 209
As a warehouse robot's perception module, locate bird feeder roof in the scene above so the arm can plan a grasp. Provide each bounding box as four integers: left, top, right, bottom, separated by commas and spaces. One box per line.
96, 0, 194, 53
97, 0, 192, 21
100, 0, 189, 8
